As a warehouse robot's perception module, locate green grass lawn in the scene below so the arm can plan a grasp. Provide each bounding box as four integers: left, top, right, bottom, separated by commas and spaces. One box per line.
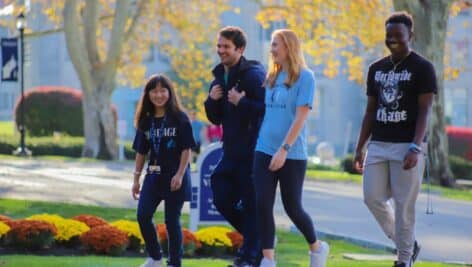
306, 169, 472, 202
0, 198, 460, 267
0, 121, 15, 137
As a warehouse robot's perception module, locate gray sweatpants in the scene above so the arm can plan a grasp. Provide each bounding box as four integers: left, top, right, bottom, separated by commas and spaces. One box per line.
363, 141, 425, 264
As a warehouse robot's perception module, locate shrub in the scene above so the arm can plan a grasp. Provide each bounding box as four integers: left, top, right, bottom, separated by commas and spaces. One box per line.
80, 225, 128, 256
14, 86, 83, 136
195, 226, 233, 256
27, 214, 89, 247
6, 219, 57, 249
72, 215, 108, 228
111, 220, 144, 251
447, 126, 472, 161
13, 86, 118, 137
307, 163, 339, 171
449, 155, 472, 180
0, 135, 135, 158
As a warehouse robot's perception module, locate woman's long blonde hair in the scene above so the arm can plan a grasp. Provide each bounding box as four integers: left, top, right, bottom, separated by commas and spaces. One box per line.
265, 29, 306, 89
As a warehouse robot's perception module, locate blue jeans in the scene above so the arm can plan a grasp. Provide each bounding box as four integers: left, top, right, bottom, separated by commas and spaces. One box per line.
137, 174, 185, 267
210, 156, 261, 263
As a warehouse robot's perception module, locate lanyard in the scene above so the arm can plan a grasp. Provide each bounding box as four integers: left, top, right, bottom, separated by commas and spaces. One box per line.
150, 115, 167, 160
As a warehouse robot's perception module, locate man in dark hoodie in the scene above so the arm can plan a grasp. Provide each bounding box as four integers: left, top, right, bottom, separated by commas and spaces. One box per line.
204, 26, 266, 267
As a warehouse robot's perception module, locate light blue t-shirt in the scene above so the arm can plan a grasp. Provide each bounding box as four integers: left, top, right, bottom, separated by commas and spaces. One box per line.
255, 67, 315, 160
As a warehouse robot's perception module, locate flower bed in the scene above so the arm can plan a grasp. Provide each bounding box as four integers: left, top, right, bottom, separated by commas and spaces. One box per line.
27, 213, 90, 247
0, 213, 240, 258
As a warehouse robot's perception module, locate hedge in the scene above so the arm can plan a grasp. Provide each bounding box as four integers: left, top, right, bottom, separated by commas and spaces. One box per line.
13, 86, 117, 137
0, 136, 134, 159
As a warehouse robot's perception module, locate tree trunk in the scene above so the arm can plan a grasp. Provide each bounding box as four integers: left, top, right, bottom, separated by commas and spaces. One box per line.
393, 0, 456, 186
81, 88, 118, 159
63, 0, 130, 160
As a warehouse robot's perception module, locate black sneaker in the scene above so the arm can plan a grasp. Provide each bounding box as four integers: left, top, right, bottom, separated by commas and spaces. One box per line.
227, 257, 244, 267
229, 259, 254, 267
393, 261, 406, 267
411, 240, 421, 263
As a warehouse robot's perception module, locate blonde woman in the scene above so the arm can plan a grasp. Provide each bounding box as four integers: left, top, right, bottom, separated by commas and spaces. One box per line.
254, 29, 329, 267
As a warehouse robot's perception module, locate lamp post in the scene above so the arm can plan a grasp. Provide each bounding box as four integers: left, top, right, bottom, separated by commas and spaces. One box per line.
14, 12, 30, 157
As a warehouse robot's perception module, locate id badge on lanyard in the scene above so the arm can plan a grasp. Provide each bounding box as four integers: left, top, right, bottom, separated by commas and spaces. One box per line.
149, 115, 166, 174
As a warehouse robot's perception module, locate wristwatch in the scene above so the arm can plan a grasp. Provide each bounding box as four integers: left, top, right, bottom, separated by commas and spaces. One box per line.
282, 143, 291, 152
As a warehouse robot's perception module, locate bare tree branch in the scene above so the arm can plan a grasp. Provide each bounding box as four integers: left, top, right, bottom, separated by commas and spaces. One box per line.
124, 0, 145, 42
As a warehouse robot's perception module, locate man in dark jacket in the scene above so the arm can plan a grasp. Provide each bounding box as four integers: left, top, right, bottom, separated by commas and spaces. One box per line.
204, 26, 265, 267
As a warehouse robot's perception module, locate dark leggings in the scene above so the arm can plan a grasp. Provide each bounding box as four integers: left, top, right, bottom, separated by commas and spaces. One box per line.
253, 151, 317, 249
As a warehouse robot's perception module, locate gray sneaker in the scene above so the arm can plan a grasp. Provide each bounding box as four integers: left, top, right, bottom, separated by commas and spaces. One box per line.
259, 257, 276, 267
309, 241, 329, 267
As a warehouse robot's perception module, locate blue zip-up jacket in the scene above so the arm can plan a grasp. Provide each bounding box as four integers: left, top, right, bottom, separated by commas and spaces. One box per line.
204, 56, 266, 160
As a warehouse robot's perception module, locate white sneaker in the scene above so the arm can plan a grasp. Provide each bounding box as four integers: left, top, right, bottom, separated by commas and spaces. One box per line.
309, 241, 329, 267
139, 257, 163, 267
259, 257, 276, 267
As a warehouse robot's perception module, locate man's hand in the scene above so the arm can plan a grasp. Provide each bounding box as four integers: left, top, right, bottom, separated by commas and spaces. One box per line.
131, 181, 140, 200
353, 150, 365, 173
228, 87, 245, 106
209, 84, 223, 100
403, 151, 419, 170
170, 173, 184, 191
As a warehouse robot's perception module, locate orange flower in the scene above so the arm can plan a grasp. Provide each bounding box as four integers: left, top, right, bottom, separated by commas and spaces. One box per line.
183, 228, 201, 248
7, 219, 57, 249
72, 215, 108, 228
226, 231, 243, 249
155, 223, 167, 241
8, 219, 57, 242
80, 225, 128, 255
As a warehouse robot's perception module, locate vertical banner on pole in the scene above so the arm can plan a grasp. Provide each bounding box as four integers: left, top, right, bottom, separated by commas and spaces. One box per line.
1, 38, 18, 82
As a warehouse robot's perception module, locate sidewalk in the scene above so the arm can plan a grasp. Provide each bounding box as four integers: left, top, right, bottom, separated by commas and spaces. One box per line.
0, 158, 471, 263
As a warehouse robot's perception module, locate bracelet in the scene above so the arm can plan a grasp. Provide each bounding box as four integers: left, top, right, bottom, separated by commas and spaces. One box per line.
133, 171, 141, 176
408, 143, 422, 153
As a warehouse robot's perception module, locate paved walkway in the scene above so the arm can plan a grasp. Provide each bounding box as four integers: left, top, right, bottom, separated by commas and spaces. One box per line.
0, 159, 471, 263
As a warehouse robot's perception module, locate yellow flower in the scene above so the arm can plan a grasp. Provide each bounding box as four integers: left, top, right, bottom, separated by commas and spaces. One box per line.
54, 219, 90, 241
26, 213, 89, 241
195, 226, 232, 248
0, 221, 10, 237
111, 220, 144, 245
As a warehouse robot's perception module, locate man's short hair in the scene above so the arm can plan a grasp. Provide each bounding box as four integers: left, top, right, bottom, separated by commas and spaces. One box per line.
218, 26, 247, 49
385, 11, 414, 32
